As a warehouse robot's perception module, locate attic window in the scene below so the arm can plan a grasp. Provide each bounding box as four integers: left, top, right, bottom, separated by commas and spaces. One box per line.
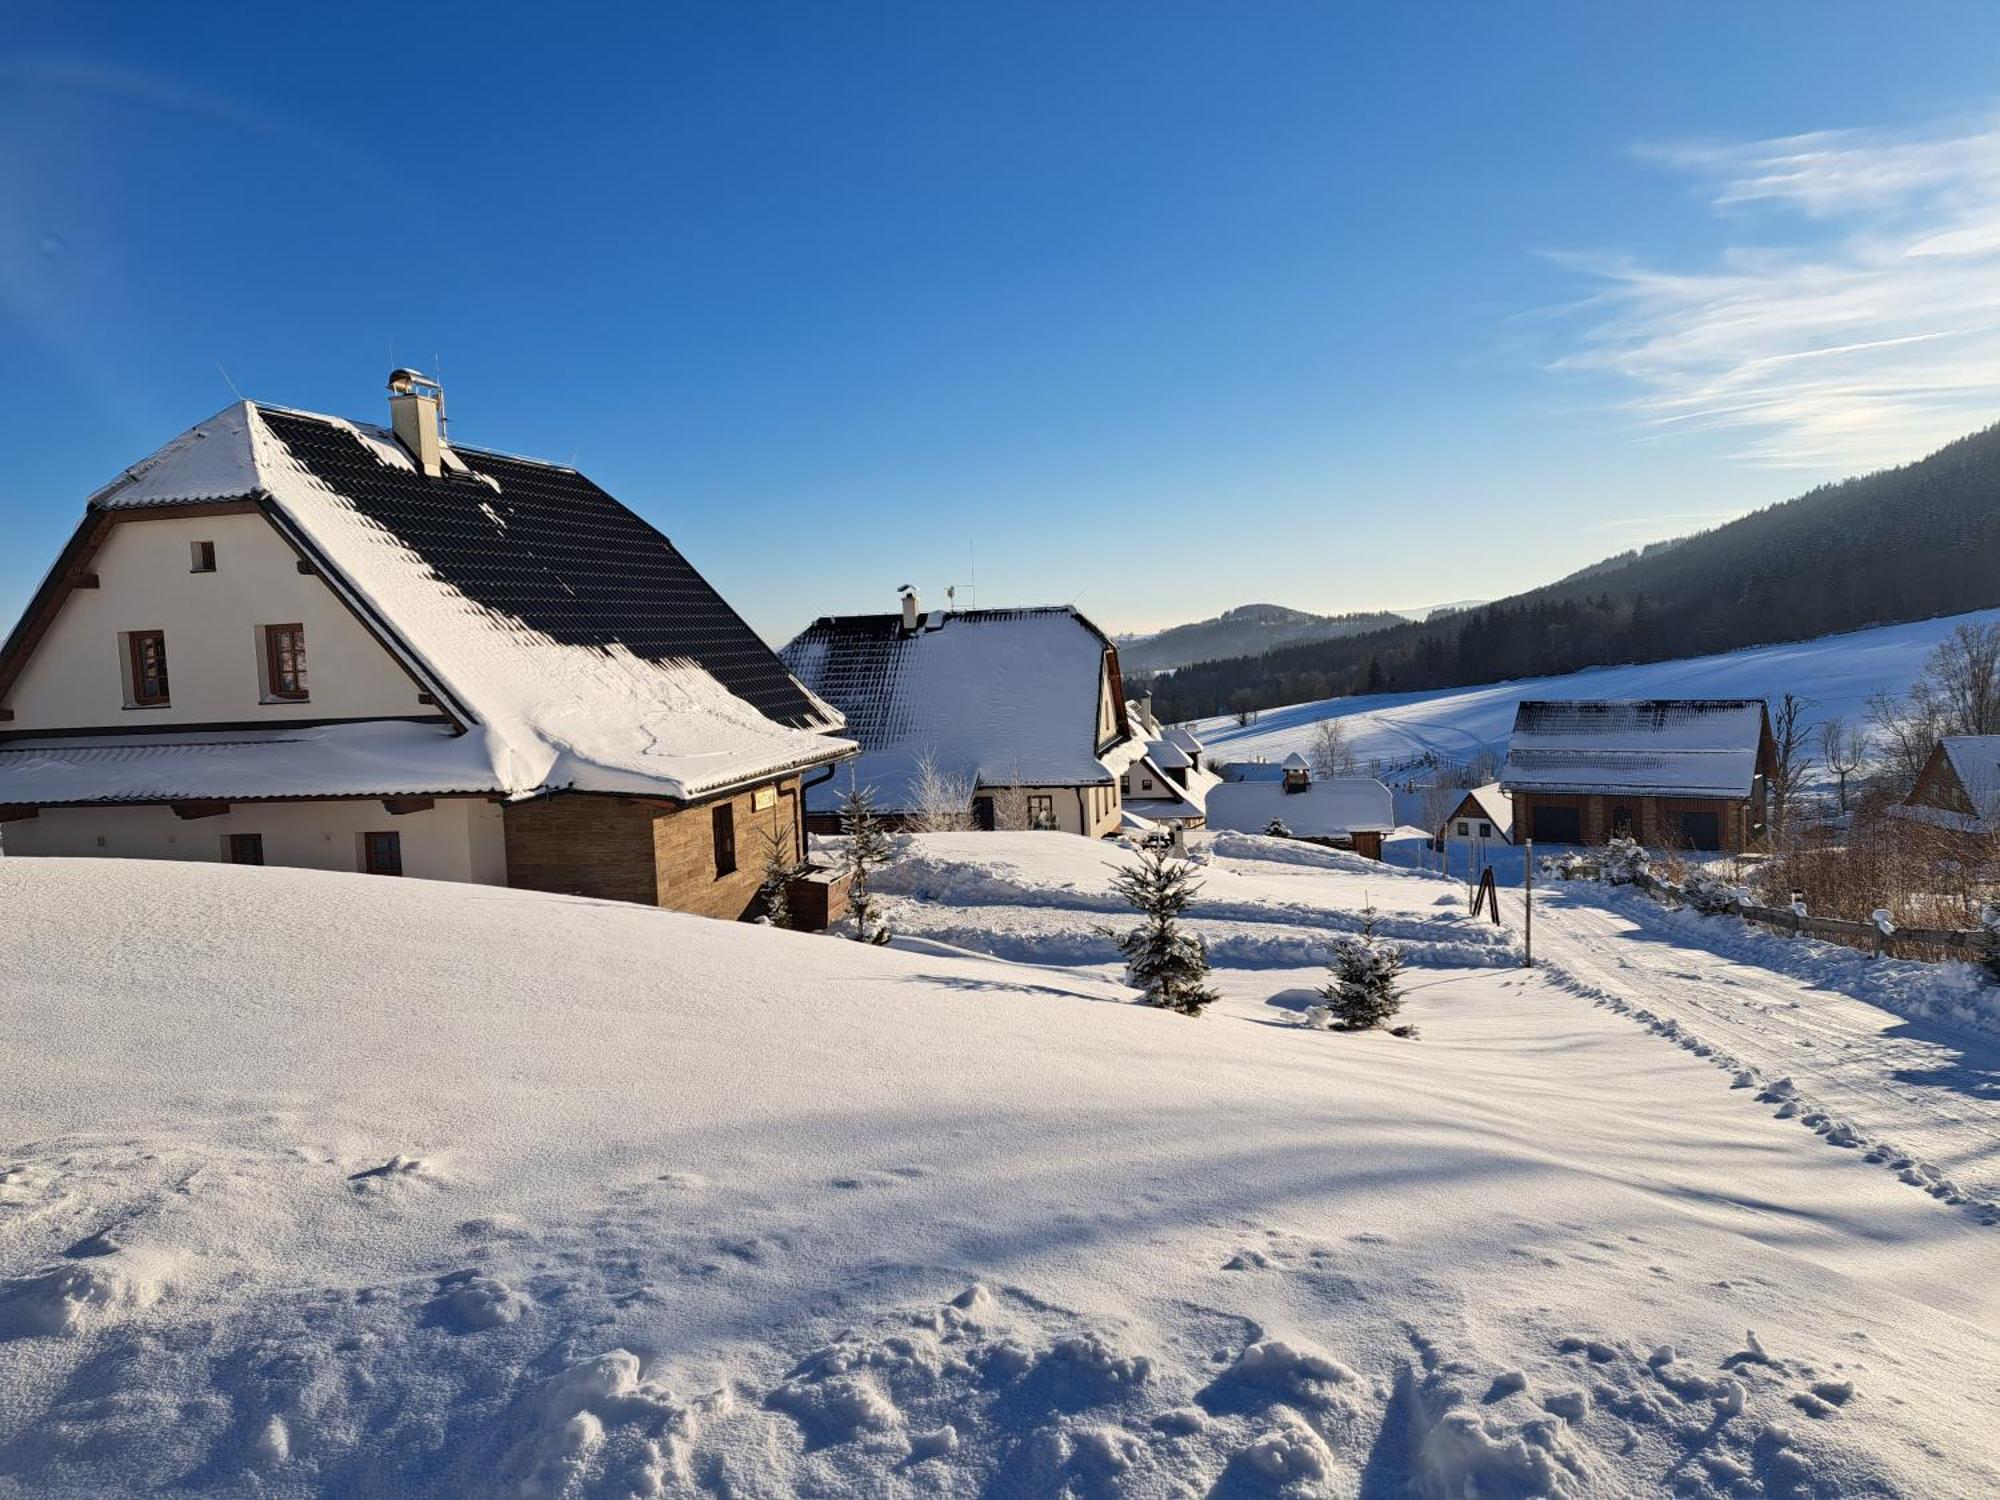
190, 540, 216, 573
263, 624, 309, 702
127, 630, 170, 707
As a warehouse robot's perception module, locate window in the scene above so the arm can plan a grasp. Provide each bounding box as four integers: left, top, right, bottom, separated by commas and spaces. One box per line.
711, 802, 737, 876
127, 630, 170, 706
190, 540, 216, 573
361, 831, 403, 876
263, 624, 309, 701
1142, 777, 1155, 791
1026, 794, 1055, 830
224, 833, 264, 865
1479, 822, 1492, 839
1456, 820, 1469, 836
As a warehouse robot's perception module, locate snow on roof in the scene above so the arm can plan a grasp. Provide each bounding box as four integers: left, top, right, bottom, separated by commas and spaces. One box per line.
1442, 783, 1514, 839
1163, 725, 1203, 754
1942, 737, 2000, 821
80, 403, 852, 802
1147, 738, 1193, 770
1124, 756, 1207, 821
1281, 752, 1310, 771
0, 723, 500, 806
781, 607, 1129, 813
1499, 699, 1768, 799
1205, 777, 1395, 837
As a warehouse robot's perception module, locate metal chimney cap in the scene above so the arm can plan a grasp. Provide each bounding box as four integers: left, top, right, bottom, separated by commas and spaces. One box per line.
387, 368, 441, 395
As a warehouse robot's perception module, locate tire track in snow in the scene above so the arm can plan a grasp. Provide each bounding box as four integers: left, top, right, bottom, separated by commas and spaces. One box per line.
1516, 887, 2000, 1226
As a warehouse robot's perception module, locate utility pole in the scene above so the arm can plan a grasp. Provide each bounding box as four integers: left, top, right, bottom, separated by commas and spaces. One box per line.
1522, 838, 1534, 968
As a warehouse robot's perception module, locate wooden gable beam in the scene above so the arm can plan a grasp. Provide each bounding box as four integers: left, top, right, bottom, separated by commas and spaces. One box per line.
382, 796, 434, 815
171, 800, 230, 820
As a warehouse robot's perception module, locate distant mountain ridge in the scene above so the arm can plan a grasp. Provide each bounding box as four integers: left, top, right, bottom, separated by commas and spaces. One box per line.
1117, 602, 1405, 675
1152, 418, 2000, 722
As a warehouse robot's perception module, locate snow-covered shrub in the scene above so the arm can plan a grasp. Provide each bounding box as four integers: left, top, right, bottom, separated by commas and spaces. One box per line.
1263, 817, 1292, 838
1871, 909, 1896, 937
1307, 907, 1405, 1031
1109, 848, 1219, 1016
1680, 865, 1745, 916
1539, 851, 1586, 881
1600, 836, 1649, 886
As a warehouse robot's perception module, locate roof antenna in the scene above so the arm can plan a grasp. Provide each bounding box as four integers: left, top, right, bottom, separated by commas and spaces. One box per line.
434, 352, 447, 434
216, 361, 244, 400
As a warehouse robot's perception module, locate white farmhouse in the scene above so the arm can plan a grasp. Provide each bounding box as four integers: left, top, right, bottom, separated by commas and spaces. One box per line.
0, 375, 853, 918
780, 597, 1137, 836
1205, 761, 1395, 856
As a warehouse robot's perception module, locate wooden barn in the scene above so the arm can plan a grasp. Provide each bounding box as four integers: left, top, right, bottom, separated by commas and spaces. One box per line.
1498, 699, 1775, 852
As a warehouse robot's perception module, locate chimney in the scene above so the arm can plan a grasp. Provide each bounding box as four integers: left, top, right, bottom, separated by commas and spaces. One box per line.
387, 368, 445, 478
899, 585, 920, 631
1140, 693, 1154, 728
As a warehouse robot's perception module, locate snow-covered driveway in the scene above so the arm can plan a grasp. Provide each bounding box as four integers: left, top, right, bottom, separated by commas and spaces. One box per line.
1520, 882, 2000, 1221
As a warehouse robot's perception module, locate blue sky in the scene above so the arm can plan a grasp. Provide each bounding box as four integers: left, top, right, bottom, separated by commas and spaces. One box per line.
7, 4, 2000, 642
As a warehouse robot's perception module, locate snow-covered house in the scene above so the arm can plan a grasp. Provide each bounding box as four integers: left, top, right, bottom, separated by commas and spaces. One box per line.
1436, 783, 1514, 849
1896, 736, 2000, 834
1499, 699, 1774, 852
1205, 765, 1394, 855
1121, 731, 1221, 829
780, 598, 1137, 836
0, 377, 853, 918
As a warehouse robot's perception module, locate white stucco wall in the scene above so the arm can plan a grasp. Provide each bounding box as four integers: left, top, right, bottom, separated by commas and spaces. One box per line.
1, 796, 507, 884
6, 512, 431, 730
977, 781, 1119, 837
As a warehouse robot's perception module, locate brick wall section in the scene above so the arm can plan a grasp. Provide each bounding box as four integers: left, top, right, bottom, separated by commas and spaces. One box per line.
503, 793, 661, 906
502, 775, 804, 920
652, 776, 802, 921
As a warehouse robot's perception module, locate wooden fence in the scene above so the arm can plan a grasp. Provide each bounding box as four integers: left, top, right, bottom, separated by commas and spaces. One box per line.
1570, 865, 1991, 963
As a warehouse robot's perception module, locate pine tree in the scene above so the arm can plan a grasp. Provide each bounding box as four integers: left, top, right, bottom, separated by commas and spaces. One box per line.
1309, 906, 1405, 1030
1109, 848, 1220, 1016
758, 828, 801, 929
840, 775, 895, 945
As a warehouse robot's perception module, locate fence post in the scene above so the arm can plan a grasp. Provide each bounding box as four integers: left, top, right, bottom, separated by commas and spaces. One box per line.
1523, 838, 1534, 968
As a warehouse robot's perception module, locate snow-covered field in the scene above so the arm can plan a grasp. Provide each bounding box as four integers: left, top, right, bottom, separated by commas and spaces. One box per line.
4, 840, 1998, 1497
1188, 606, 2000, 774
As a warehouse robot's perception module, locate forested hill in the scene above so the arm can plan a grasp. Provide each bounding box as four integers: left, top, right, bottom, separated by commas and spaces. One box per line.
1117, 602, 1404, 674
1152, 420, 2000, 722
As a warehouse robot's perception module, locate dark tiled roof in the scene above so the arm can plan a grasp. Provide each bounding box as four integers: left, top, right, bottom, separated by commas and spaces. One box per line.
255, 407, 827, 730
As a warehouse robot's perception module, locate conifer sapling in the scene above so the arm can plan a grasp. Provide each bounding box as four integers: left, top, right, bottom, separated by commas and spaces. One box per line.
1109, 847, 1220, 1016
1309, 905, 1405, 1031
839, 774, 895, 945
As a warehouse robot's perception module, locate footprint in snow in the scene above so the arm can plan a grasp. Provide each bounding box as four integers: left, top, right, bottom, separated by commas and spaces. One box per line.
347, 1155, 436, 1193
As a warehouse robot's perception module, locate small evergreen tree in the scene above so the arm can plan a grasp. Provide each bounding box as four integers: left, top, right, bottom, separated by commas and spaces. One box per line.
840, 775, 895, 945
1109, 848, 1219, 1016
758, 828, 802, 929
1309, 907, 1405, 1030
1263, 817, 1292, 838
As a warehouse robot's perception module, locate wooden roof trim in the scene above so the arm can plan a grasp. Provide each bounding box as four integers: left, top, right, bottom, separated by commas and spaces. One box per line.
0, 493, 475, 735
0, 508, 116, 707
250, 494, 476, 732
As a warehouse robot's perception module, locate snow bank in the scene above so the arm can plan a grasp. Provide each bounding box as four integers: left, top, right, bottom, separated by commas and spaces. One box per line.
2, 857, 1995, 1496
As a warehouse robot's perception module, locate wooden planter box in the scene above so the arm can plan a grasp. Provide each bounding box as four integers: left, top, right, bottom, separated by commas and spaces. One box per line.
787, 866, 852, 932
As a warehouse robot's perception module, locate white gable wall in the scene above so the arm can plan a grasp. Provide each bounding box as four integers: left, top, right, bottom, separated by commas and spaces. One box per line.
3, 796, 506, 883
6, 513, 430, 731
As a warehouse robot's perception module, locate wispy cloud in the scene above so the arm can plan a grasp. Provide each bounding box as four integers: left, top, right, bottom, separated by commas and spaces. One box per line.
1555, 115, 2000, 471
